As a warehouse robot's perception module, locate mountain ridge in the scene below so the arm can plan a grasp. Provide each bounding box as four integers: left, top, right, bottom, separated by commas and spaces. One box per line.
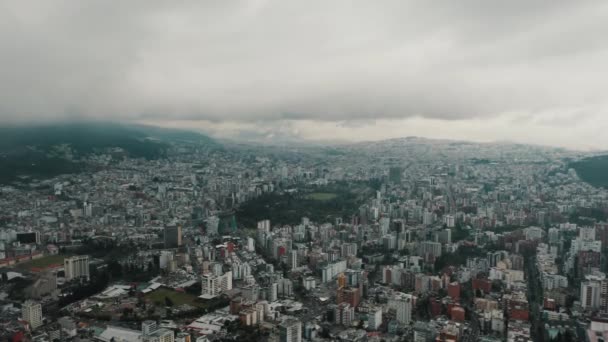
0, 122, 216, 184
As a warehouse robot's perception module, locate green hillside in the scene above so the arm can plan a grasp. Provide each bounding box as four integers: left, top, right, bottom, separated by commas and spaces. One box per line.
0, 122, 215, 184
570, 155, 608, 188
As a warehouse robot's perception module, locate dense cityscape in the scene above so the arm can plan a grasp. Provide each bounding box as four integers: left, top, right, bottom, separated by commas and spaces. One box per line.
4, 1, 608, 341
1, 129, 608, 342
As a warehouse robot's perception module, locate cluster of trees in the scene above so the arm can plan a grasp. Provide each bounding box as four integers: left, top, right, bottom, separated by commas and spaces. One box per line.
59, 271, 110, 306
434, 245, 486, 271
236, 192, 344, 227
569, 207, 608, 225
106, 260, 159, 282
67, 238, 133, 260
5, 276, 35, 302
221, 320, 268, 342
451, 223, 470, 241
236, 181, 376, 228
0, 155, 83, 184
549, 331, 576, 342
170, 296, 230, 319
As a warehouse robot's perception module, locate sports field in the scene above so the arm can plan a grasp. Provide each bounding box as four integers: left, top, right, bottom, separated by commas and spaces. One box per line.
144, 288, 202, 307
17, 254, 68, 271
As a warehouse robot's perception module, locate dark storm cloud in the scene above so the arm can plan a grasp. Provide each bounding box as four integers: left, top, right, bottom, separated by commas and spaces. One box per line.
1, 1, 607, 124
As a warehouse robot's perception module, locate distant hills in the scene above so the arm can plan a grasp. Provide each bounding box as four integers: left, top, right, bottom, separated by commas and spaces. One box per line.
2, 121, 602, 187
0, 122, 216, 184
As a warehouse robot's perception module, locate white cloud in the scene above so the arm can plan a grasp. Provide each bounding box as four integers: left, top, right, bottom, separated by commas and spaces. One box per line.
1, 1, 608, 148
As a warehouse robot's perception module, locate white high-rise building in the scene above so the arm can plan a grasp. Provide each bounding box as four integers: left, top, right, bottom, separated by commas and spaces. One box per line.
321, 260, 347, 283
84, 202, 93, 217
341, 243, 358, 258
390, 293, 415, 325
22, 300, 43, 330
201, 271, 233, 298
524, 227, 544, 240
232, 261, 252, 280
206, 216, 220, 236
210, 262, 223, 276
278, 278, 293, 297
144, 328, 174, 342
383, 234, 397, 250
582, 280, 602, 309
279, 319, 302, 342
418, 241, 442, 258
201, 274, 219, 297
380, 217, 390, 235
257, 220, 271, 232
64, 255, 90, 281
159, 251, 174, 270
268, 282, 278, 302
334, 303, 355, 326
542, 274, 569, 290
142, 320, 157, 335
423, 210, 435, 226
580, 227, 596, 241
444, 215, 456, 228
289, 251, 298, 270
548, 228, 560, 244
368, 307, 383, 330
219, 271, 233, 292
303, 277, 316, 291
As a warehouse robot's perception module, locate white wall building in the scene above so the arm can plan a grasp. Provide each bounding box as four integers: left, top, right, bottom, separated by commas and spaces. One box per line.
321, 260, 347, 283
64, 255, 90, 281
368, 307, 383, 330
279, 319, 302, 342
22, 300, 43, 330
582, 279, 602, 309
389, 293, 415, 325
201, 271, 232, 298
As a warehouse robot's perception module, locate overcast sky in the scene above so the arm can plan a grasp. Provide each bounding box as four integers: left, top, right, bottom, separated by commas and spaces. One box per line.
2, 1, 608, 149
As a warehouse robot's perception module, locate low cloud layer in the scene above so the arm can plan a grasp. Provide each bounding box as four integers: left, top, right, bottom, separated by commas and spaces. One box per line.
148, 109, 608, 151
2, 1, 608, 147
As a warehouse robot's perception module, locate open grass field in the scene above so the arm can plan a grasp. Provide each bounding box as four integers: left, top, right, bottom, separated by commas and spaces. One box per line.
144, 288, 202, 307
305, 192, 338, 201
17, 254, 68, 271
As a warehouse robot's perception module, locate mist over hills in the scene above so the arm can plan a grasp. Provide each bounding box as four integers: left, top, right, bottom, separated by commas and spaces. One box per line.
0, 122, 215, 151
0, 121, 606, 189
0, 122, 216, 184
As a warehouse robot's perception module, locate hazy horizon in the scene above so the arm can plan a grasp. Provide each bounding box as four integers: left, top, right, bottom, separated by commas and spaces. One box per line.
2, 2, 608, 150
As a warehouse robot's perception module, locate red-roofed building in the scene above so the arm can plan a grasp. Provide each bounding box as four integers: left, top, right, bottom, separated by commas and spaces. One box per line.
473, 278, 491, 293
448, 282, 461, 301
451, 306, 465, 322
430, 298, 443, 318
